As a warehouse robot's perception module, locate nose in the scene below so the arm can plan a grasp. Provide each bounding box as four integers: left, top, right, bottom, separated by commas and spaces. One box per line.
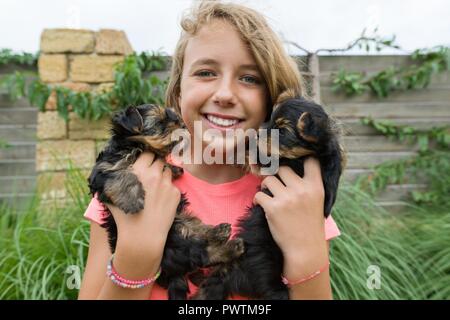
213, 76, 237, 108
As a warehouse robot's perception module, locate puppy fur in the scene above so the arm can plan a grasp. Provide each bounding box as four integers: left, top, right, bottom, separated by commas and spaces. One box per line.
193, 97, 345, 299
88, 104, 244, 299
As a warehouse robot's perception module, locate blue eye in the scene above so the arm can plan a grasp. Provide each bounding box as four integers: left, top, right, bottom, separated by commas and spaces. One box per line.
196, 70, 215, 77
195, 70, 261, 84
242, 75, 260, 84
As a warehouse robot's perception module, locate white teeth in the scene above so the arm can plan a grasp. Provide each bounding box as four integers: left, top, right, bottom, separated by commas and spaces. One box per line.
206, 114, 239, 127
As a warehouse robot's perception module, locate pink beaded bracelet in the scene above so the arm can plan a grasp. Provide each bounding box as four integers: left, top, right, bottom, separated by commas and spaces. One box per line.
281, 261, 330, 287
106, 254, 161, 289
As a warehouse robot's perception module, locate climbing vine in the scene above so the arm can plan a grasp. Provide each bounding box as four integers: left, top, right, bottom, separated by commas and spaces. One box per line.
1, 38, 449, 207
0, 138, 11, 149
356, 117, 450, 206
0, 50, 169, 120
332, 46, 450, 98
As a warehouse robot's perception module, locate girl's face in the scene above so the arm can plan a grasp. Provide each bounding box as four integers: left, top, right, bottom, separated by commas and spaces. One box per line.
179, 19, 268, 156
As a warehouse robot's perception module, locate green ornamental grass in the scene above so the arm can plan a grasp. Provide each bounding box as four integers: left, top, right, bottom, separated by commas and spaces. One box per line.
0, 167, 448, 299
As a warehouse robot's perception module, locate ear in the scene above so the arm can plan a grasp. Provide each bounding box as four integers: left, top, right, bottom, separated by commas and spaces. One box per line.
114, 106, 144, 134
297, 112, 319, 143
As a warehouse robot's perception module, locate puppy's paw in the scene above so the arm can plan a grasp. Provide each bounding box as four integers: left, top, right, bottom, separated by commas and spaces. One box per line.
207, 223, 232, 243
118, 196, 144, 214
227, 237, 245, 258
209, 238, 245, 264
105, 171, 145, 214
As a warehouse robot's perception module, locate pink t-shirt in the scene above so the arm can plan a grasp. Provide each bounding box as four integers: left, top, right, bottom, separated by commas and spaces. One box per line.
84, 156, 341, 299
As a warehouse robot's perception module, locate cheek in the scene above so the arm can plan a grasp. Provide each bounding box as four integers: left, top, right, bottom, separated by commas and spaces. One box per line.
179, 80, 205, 113
179, 98, 203, 138
179, 103, 194, 135
247, 91, 268, 127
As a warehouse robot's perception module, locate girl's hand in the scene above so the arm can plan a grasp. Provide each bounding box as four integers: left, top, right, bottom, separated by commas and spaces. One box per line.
253, 157, 328, 268
106, 152, 181, 265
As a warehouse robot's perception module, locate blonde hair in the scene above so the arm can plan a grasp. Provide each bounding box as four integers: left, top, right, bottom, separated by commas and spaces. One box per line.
165, 0, 306, 120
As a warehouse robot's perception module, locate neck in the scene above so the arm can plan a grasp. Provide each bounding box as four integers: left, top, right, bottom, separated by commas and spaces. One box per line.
180, 142, 246, 184
183, 162, 246, 184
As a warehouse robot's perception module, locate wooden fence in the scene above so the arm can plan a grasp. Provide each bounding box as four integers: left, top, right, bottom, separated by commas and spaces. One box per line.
0, 64, 37, 207
1, 55, 449, 210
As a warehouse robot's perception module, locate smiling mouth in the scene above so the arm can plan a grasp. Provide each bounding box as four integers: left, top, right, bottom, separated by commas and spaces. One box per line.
202, 113, 244, 128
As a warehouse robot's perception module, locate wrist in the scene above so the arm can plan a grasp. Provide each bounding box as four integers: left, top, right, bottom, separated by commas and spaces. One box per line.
284, 234, 327, 260
283, 241, 328, 281
107, 253, 161, 289
113, 245, 162, 281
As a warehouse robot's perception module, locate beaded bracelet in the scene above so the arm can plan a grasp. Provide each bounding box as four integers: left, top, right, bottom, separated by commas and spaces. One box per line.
281, 261, 330, 287
106, 254, 161, 289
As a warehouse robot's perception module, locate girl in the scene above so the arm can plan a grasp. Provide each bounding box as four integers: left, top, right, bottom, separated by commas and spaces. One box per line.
78, 0, 341, 300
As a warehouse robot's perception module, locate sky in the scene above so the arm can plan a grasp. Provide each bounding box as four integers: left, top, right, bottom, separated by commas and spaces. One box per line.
0, 0, 449, 55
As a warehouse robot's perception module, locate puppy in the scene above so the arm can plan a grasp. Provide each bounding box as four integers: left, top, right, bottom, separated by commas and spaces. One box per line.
88, 104, 244, 299
193, 97, 345, 299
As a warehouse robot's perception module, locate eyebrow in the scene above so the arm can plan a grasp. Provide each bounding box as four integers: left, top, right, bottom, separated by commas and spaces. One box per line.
189, 58, 260, 72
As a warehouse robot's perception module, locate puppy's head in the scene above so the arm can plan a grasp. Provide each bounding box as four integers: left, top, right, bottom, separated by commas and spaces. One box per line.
111, 104, 183, 156
259, 97, 345, 216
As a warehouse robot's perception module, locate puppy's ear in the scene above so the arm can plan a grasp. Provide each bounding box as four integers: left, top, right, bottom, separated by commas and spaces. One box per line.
114, 106, 144, 134
165, 107, 179, 122
297, 112, 326, 143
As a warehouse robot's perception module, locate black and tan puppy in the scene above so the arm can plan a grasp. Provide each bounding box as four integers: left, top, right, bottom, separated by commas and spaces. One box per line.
193, 97, 345, 300
88, 104, 244, 299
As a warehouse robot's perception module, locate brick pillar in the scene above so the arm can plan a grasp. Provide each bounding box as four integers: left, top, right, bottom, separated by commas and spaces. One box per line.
36, 28, 133, 209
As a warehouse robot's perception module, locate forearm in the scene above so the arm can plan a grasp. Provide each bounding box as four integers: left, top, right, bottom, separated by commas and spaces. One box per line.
97, 242, 163, 300
284, 241, 332, 300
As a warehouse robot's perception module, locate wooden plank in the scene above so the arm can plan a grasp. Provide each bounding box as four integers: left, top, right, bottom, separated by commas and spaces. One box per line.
0, 159, 36, 176
321, 86, 450, 104
319, 70, 450, 88
0, 125, 37, 142
0, 176, 36, 194
0, 96, 33, 108
337, 118, 450, 136
342, 168, 374, 182
341, 136, 418, 152
0, 108, 37, 125
324, 102, 450, 118
345, 151, 416, 169
318, 55, 414, 73
0, 143, 36, 159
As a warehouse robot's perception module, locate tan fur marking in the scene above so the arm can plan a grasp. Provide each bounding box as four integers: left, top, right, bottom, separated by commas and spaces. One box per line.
103, 169, 145, 213
297, 112, 318, 143
148, 105, 166, 120
127, 135, 172, 151
275, 118, 293, 132
279, 145, 315, 159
